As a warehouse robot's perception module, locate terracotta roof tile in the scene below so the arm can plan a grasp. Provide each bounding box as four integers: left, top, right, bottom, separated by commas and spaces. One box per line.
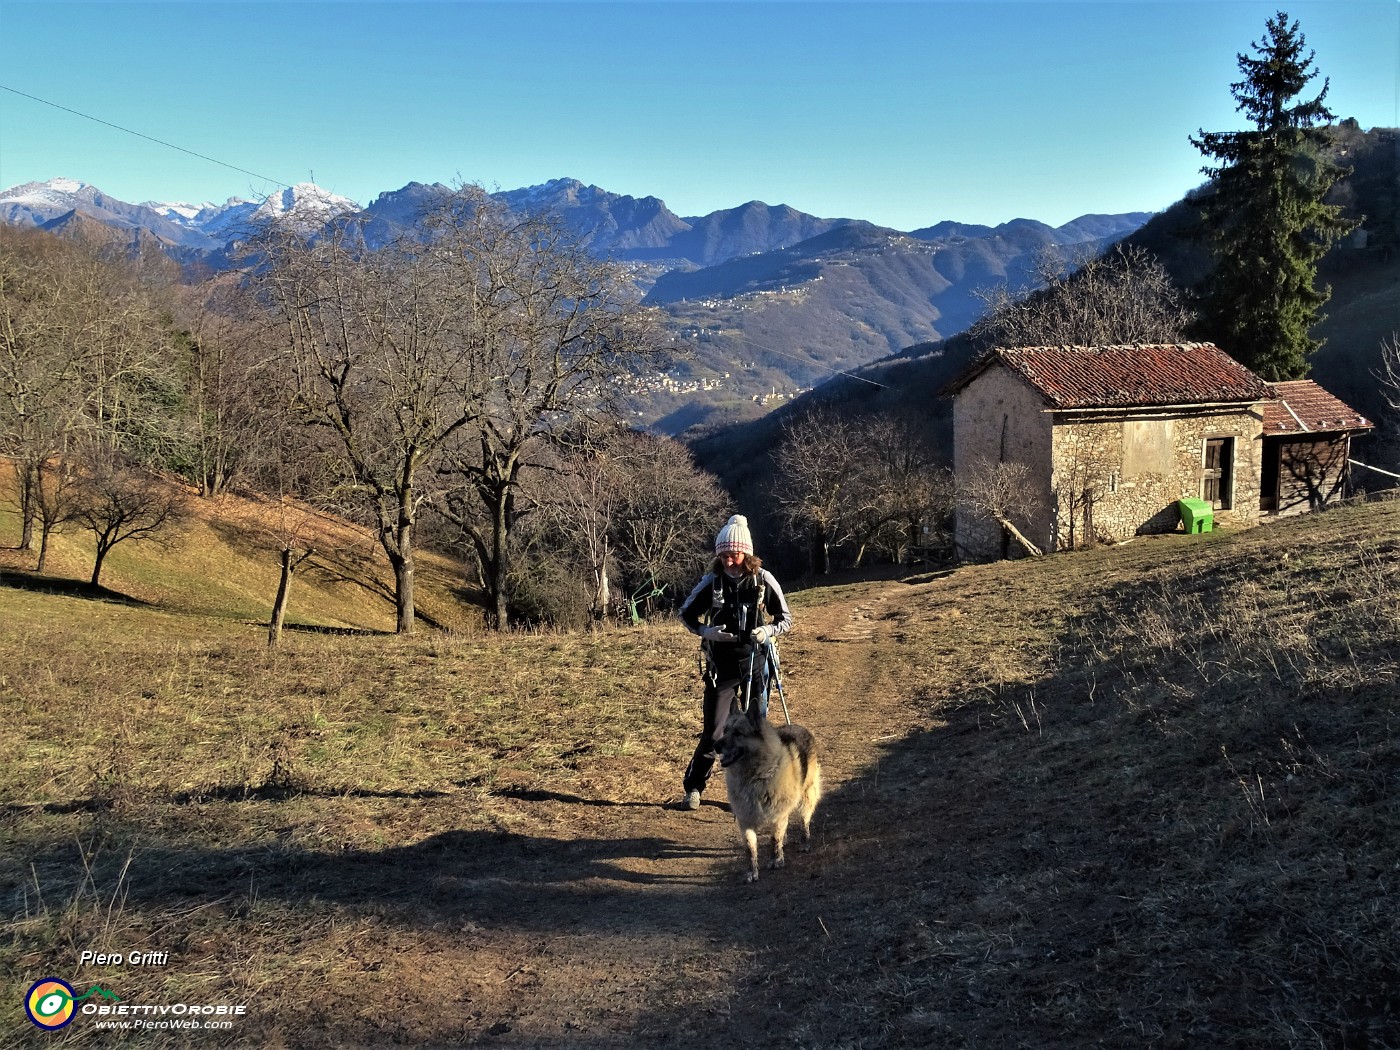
981, 343, 1272, 408
1262, 380, 1373, 434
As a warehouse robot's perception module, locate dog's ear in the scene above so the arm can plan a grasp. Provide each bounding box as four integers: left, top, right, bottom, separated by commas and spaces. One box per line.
745, 702, 765, 729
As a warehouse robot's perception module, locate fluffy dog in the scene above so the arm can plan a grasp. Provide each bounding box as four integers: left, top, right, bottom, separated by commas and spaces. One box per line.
718, 707, 822, 882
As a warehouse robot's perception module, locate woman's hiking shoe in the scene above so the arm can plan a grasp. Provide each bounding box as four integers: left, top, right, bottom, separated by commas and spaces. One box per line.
683, 790, 701, 810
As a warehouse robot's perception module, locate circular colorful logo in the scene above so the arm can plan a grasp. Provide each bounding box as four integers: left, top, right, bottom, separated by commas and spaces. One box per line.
25, 979, 77, 1030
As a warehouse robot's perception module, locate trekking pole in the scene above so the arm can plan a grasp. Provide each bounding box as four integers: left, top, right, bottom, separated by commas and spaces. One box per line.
741, 641, 757, 715
767, 640, 791, 725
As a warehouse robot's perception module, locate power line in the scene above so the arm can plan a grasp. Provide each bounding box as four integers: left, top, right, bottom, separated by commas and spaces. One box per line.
0, 83, 291, 192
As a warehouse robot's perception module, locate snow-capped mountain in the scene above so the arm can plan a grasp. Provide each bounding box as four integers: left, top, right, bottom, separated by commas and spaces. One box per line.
2, 176, 94, 211
246, 182, 358, 228
1, 178, 359, 250
142, 199, 219, 223
0, 177, 219, 251
1, 177, 151, 225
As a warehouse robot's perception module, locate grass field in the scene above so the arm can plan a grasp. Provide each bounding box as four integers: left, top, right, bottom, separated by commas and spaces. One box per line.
2, 484, 1398, 1047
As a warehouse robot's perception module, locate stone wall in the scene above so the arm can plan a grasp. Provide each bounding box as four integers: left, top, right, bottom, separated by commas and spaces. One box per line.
1050, 405, 1265, 545
952, 363, 1270, 559
951, 367, 1054, 560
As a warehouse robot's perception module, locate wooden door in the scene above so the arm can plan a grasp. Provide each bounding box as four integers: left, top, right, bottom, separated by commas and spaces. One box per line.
1203, 438, 1232, 509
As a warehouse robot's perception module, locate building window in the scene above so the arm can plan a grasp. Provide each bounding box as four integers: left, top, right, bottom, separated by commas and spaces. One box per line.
1203, 437, 1234, 509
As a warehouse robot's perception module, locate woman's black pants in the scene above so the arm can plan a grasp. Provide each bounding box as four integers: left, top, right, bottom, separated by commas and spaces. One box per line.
681, 655, 769, 794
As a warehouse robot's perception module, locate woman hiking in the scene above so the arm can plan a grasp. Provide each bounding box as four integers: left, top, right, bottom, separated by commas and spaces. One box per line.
677, 514, 793, 810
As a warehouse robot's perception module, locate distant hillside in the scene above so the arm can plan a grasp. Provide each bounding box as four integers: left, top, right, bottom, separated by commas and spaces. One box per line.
494, 178, 693, 256
0, 175, 1151, 433
640, 215, 1150, 433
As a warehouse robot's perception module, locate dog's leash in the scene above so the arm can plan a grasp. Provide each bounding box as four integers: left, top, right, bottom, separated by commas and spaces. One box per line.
742, 641, 761, 716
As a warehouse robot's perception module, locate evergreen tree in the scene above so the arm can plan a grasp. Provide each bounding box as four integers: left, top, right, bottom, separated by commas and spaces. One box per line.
1190, 10, 1355, 380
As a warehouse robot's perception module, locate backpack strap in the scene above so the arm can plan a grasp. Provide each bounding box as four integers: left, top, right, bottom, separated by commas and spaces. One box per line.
697, 573, 722, 684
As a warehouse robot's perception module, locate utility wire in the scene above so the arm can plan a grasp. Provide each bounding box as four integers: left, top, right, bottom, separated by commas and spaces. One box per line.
0, 83, 291, 192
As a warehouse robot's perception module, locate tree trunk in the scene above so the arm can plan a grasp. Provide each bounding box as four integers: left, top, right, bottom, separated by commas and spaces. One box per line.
90, 547, 108, 587
390, 471, 417, 634
489, 492, 509, 629
18, 463, 36, 552
391, 548, 415, 635
592, 562, 611, 622
268, 548, 296, 648
473, 465, 521, 632
996, 515, 1043, 558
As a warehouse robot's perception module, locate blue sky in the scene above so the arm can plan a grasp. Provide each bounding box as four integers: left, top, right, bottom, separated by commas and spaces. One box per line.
1, 1, 1395, 229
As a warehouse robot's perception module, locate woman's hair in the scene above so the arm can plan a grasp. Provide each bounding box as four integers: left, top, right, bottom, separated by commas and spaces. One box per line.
710, 552, 763, 576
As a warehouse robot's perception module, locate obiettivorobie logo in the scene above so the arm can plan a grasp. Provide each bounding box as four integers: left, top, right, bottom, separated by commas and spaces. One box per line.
24, 979, 121, 1030
24, 978, 248, 1032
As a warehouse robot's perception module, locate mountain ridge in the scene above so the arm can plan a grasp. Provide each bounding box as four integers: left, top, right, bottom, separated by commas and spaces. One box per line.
0, 175, 1153, 431
0, 174, 1145, 272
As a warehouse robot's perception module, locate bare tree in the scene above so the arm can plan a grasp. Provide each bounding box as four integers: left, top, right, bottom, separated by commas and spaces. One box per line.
610, 429, 727, 609
70, 443, 187, 587
1051, 432, 1121, 551
958, 459, 1043, 558
971, 243, 1195, 349
1368, 331, 1400, 476
251, 188, 503, 634
259, 412, 350, 648
539, 425, 727, 624
0, 228, 71, 550
30, 455, 81, 573
426, 196, 666, 629
542, 431, 621, 623
261, 482, 366, 648
0, 226, 169, 555
1377, 333, 1400, 416
772, 406, 950, 573
772, 406, 876, 574
172, 278, 279, 497
256, 186, 664, 632
851, 411, 953, 566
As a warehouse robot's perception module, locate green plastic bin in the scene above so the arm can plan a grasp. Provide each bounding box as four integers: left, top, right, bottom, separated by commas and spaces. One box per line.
1178, 498, 1214, 534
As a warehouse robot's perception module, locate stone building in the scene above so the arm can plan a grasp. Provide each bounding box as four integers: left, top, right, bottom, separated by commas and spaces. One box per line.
943, 343, 1373, 560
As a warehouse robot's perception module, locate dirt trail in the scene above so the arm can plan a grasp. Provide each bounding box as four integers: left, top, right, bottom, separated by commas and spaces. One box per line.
395, 580, 914, 1049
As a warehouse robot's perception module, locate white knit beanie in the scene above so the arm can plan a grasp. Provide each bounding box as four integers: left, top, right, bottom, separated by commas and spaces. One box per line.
714, 514, 754, 556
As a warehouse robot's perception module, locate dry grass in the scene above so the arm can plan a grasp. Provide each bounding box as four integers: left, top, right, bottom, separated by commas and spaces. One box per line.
2, 486, 1398, 1047
802, 496, 1400, 1049
1, 609, 705, 1047
0, 468, 479, 632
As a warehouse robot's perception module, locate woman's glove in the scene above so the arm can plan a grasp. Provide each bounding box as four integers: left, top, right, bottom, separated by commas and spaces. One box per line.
701, 625, 738, 643
750, 625, 774, 644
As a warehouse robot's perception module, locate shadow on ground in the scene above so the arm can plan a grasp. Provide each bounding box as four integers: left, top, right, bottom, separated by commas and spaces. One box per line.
9, 561, 1399, 1048
0, 567, 146, 605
